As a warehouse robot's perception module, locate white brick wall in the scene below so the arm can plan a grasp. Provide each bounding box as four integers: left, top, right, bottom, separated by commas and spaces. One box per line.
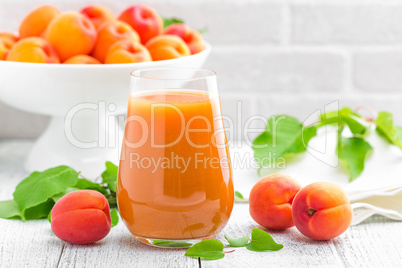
1, 0, 402, 139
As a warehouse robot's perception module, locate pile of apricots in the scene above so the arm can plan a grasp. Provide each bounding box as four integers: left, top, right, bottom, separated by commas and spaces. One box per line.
249, 174, 353, 240
0, 4, 205, 64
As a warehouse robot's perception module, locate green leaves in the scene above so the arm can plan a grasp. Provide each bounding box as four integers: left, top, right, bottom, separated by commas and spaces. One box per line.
110, 209, 119, 227
252, 115, 317, 169
375, 111, 402, 150
234, 191, 244, 199
185, 228, 283, 261
185, 239, 225, 260
0, 163, 119, 223
337, 136, 373, 182
224, 234, 249, 247
246, 228, 284, 252
162, 17, 184, 28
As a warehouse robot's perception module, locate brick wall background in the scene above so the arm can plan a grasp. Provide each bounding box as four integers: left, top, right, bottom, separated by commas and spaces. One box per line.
1, 0, 402, 141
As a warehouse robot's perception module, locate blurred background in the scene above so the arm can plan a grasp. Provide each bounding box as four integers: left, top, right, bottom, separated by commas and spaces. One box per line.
1, 0, 402, 141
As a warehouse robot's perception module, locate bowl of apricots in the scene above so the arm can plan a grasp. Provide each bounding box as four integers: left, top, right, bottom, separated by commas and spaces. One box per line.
0, 4, 210, 177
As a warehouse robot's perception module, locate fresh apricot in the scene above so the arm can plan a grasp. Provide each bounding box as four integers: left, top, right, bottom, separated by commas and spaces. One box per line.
249, 174, 302, 230
91, 20, 140, 63
0, 32, 19, 43
118, 4, 163, 44
80, 5, 115, 29
164, 24, 206, 54
6, 37, 60, 63
51, 190, 112, 244
0, 38, 15, 60
64, 55, 101, 64
292, 182, 352, 240
145, 34, 190, 61
105, 39, 151, 64
44, 11, 97, 61
19, 5, 60, 38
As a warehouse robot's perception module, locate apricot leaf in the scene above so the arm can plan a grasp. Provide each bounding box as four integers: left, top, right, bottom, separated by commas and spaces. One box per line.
224, 234, 249, 247
0, 200, 21, 219
162, 17, 184, 28
153, 240, 193, 248
246, 228, 283, 252
234, 191, 244, 199
252, 115, 317, 168
320, 107, 370, 136
375, 111, 402, 150
110, 209, 119, 227
73, 178, 108, 195
337, 136, 373, 182
13, 166, 79, 220
101, 161, 118, 193
185, 239, 225, 260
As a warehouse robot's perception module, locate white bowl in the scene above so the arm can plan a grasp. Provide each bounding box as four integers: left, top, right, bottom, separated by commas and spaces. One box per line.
0, 43, 211, 177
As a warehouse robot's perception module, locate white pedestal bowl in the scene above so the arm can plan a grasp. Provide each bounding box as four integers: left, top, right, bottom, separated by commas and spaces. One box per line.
0, 43, 211, 177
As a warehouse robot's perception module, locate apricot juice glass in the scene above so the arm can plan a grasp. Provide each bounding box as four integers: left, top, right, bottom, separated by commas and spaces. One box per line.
117, 68, 234, 248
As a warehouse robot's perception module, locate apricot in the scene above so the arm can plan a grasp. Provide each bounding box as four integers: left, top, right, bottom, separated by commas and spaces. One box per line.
6, 37, 60, 63
64, 55, 101, 64
19, 5, 60, 38
118, 4, 163, 44
105, 39, 151, 64
0, 38, 15, 60
145, 34, 190, 61
249, 174, 302, 230
44, 11, 97, 62
0, 32, 19, 43
92, 20, 140, 63
51, 190, 111, 244
292, 182, 352, 240
80, 5, 115, 29
164, 24, 206, 54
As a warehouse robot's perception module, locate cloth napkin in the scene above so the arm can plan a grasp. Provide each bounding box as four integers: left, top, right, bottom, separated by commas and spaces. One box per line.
230, 126, 402, 225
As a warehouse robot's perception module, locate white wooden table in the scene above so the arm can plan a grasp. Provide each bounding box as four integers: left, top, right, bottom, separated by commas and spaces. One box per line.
1, 139, 402, 267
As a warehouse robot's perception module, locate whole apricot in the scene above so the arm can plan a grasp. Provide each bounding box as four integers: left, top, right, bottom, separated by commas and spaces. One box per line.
19, 5, 60, 38
44, 11, 97, 61
80, 5, 115, 29
118, 4, 163, 44
164, 24, 206, 54
105, 39, 151, 64
249, 174, 302, 230
145, 34, 190, 61
6, 37, 60, 63
92, 20, 140, 63
292, 182, 352, 240
51, 190, 112, 244
63, 55, 101, 64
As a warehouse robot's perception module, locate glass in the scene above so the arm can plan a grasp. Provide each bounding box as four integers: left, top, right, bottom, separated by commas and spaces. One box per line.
117, 68, 234, 248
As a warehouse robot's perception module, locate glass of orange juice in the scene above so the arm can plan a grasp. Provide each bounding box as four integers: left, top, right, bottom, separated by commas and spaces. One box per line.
117, 68, 234, 248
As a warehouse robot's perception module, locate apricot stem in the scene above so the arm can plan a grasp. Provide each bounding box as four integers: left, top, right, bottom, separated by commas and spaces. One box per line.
308, 208, 316, 216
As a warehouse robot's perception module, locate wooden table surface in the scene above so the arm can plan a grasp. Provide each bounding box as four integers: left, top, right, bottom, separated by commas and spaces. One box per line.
1, 139, 402, 268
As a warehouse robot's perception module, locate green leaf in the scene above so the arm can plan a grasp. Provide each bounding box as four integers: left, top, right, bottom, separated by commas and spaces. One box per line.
51, 187, 79, 203
110, 209, 119, 227
252, 115, 317, 168
24, 199, 55, 220
320, 107, 369, 136
73, 178, 108, 195
13, 166, 79, 220
234, 191, 244, 199
337, 136, 373, 182
375, 111, 402, 150
246, 228, 283, 252
47, 210, 52, 223
185, 239, 225, 260
162, 17, 184, 28
198, 26, 208, 35
224, 234, 249, 247
0, 200, 21, 219
101, 162, 118, 193
153, 240, 193, 248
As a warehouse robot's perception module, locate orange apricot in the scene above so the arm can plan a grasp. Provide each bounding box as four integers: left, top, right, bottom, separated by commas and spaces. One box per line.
44, 11, 97, 62
145, 34, 190, 61
0, 38, 14, 60
249, 174, 302, 230
6, 37, 60, 63
292, 182, 352, 240
19, 5, 60, 38
80, 5, 115, 29
118, 4, 163, 44
0, 32, 19, 43
91, 20, 140, 63
105, 39, 151, 64
164, 24, 206, 54
63, 55, 101, 64
51, 190, 111, 244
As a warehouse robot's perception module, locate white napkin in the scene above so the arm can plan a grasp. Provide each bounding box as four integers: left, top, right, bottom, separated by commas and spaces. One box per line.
230, 125, 402, 225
